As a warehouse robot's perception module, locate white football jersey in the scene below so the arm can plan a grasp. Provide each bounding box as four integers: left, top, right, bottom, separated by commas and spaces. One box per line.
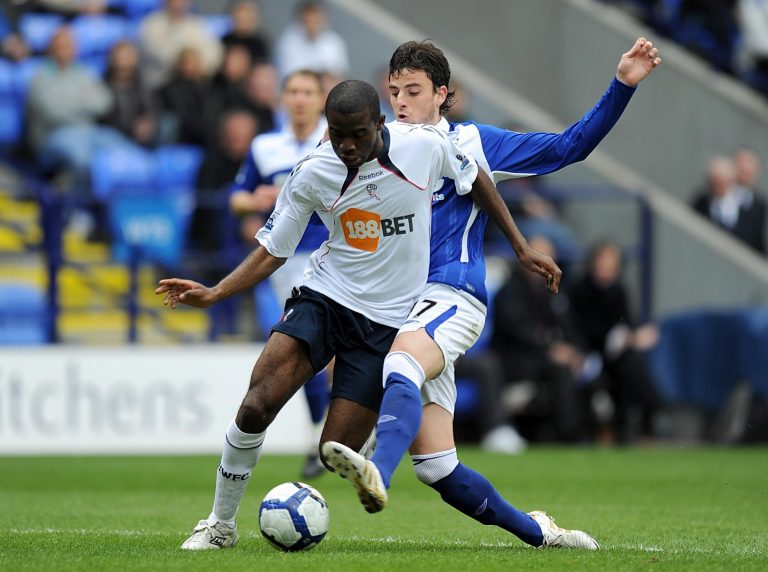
256, 122, 478, 327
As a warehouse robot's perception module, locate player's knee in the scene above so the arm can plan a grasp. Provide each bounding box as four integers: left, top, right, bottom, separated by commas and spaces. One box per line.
383, 351, 426, 389
237, 391, 279, 433
411, 449, 459, 485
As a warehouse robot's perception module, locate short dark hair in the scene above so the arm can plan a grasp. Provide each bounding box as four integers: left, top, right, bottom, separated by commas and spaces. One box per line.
325, 79, 380, 121
281, 69, 323, 92
389, 40, 455, 116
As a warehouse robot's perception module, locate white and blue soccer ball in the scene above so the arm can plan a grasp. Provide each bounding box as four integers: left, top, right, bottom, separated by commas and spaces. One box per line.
259, 482, 330, 551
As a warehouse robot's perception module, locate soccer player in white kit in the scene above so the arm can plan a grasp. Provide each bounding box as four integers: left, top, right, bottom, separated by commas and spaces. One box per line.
323, 38, 662, 550
156, 79, 556, 550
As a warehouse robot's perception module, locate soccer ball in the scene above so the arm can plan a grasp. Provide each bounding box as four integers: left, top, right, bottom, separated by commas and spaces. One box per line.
259, 482, 330, 551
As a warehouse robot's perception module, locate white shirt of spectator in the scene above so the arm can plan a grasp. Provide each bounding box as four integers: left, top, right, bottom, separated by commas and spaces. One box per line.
256, 122, 479, 327
275, 22, 349, 79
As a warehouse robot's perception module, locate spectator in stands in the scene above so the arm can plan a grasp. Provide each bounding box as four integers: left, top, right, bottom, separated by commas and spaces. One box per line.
737, 0, 768, 95
26, 26, 137, 200
491, 235, 594, 443
732, 147, 767, 253
677, 0, 739, 73
156, 47, 210, 146
274, 0, 349, 80
30, 0, 108, 16
139, 0, 223, 90
243, 62, 279, 132
0, 5, 29, 62
570, 239, 662, 444
192, 110, 258, 257
204, 43, 254, 145
692, 154, 766, 253
102, 40, 157, 147
222, 0, 270, 64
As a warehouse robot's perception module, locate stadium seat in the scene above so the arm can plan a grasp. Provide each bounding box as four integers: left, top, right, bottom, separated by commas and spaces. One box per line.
90, 146, 156, 201
154, 145, 204, 193
0, 283, 47, 345
253, 281, 283, 340
0, 60, 15, 98
202, 14, 232, 39
71, 14, 131, 59
18, 13, 65, 53
108, 191, 193, 267
111, 0, 163, 20
14, 58, 46, 98
0, 99, 24, 146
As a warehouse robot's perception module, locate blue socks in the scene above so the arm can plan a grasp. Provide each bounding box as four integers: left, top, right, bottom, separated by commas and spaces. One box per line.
431, 463, 544, 546
371, 372, 423, 488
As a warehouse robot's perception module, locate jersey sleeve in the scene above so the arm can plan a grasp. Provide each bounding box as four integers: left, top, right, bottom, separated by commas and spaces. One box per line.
231, 148, 262, 193
478, 77, 636, 176
431, 128, 479, 196
255, 171, 316, 258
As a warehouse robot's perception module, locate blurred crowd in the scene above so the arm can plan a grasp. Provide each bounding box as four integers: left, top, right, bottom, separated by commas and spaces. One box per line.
1, 1, 766, 448
602, 0, 768, 97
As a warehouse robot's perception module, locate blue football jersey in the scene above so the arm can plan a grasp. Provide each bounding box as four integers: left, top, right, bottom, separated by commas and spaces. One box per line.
430, 77, 636, 305
232, 119, 329, 252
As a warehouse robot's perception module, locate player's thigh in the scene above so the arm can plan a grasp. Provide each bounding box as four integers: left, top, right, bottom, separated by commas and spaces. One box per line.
398, 284, 486, 380
390, 329, 444, 380
320, 397, 377, 453
410, 403, 456, 455
241, 331, 315, 415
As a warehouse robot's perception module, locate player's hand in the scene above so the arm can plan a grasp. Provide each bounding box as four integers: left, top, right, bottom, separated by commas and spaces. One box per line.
616, 37, 661, 87
155, 278, 217, 309
516, 245, 562, 294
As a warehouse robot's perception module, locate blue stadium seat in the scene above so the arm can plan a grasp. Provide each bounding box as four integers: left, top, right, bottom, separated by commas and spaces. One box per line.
111, 0, 163, 20
0, 60, 15, 98
154, 145, 204, 193
253, 281, 283, 340
71, 14, 131, 59
0, 284, 47, 345
14, 58, 46, 98
202, 14, 232, 39
90, 146, 156, 201
18, 13, 65, 53
0, 98, 24, 146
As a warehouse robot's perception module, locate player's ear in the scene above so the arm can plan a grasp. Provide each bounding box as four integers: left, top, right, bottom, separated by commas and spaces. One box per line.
435, 85, 448, 107
376, 114, 386, 129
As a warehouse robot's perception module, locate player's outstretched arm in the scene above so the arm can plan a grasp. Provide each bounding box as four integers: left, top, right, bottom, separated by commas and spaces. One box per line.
616, 37, 661, 87
469, 169, 562, 293
155, 246, 286, 309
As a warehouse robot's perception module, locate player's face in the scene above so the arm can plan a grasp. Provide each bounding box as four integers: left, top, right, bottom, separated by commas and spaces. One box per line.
389, 69, 447, 125
326, 109, 385, 169
283, 73, 324, 126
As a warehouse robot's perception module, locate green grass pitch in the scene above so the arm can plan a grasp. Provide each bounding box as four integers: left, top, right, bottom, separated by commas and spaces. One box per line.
1, 447, 767, 571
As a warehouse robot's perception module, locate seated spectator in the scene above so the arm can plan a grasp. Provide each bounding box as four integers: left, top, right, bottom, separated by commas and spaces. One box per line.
491, 235, 595, 443
732, 147, 767, 254
222, 0, 270, 64
139, 0, 223, 90
692, 154, 766, 253
192, 110, 258, 261
243, 62, 279, 132
204, 43, 254, 145
26, 26, 137, 202
738, 0, 768, 95
30, 0, 108, 16
156, 47, 210, 146
102, 40, 157, 147
570, 240, 662, 444
274, 0, 349, 80
0, 5, 29, 61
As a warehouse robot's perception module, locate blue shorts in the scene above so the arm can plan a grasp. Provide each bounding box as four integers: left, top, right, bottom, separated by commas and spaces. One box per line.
271, 287, 397, 412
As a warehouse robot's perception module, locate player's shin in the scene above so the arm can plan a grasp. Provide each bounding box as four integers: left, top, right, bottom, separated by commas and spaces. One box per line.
370, 351, 425, 488
210, 419, 266, 526
413, 450, 544, 547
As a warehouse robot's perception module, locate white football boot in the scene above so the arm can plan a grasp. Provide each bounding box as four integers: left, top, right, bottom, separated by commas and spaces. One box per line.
180, 519, 239, 550
528, 510, 600, 550
321, 441, 387, 513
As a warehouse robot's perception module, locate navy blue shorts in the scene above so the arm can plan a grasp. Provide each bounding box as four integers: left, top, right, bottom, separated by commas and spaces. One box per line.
271, 287, 397, 412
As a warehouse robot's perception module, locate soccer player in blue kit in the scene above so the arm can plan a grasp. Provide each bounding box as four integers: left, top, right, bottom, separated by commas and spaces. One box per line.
323, 37, 662, 549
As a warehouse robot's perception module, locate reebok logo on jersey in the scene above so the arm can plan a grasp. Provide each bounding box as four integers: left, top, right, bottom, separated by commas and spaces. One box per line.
359, 170, 383, 181
377, 414, 398, 424
340, 208, 415, 252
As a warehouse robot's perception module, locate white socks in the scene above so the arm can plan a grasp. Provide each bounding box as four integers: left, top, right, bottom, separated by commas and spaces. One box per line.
411, 448, 459, 485
210, 420, 266, 526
